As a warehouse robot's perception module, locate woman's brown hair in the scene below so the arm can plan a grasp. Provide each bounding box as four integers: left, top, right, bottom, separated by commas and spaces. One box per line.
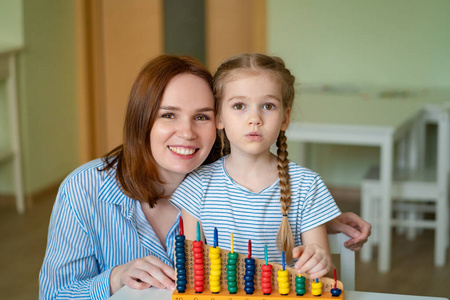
213, 53, 296, 262
101, 55, 218, 208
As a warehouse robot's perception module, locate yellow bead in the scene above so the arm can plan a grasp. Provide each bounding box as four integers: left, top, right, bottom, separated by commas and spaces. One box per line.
279, 287, 290, 295
311, 281, 323, 289
210, 285, 221, 293
210, 247, 220, 254
279, 281, 290, 289
211, 264, 221, 270
277, 269, 289, 277
210, 258, 221, 265
277, 276, 289, 283
209, 252, 220, 259
311, 288, 322, 296
210, 270, 221, 276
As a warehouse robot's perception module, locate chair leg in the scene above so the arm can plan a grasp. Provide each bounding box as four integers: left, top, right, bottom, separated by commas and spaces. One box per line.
360, 183, 376, 262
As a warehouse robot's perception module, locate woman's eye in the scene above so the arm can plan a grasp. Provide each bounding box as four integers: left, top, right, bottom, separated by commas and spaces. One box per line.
194, 114, 210, 121
233, 103, 245, 110
161, 113, 174, 119
263, 103, 276, 110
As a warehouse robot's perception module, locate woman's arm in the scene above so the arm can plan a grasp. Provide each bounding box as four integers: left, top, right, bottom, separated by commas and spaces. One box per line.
292, 224, 332, 279
326, 212, 372, 251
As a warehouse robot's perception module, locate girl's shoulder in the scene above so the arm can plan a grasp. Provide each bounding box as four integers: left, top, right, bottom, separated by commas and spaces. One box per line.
189, 156, 225, 177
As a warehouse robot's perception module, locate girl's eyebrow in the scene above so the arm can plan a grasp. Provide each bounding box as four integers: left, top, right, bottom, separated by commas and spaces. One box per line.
227, 95, 281, 102
159, 106, 214, 112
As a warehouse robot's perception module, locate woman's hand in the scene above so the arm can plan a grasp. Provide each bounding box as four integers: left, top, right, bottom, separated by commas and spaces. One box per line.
110, 255, 176, 295
292, 244, 332, 279
326, 212, 372, 251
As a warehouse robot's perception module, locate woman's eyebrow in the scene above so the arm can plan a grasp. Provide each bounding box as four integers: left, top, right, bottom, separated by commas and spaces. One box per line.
159, 106, 214, 112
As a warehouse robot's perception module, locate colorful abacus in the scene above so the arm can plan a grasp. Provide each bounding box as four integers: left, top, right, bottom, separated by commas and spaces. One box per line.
175, 217, 186, 293
173, 229, 344, 300
192, 222, 204, 293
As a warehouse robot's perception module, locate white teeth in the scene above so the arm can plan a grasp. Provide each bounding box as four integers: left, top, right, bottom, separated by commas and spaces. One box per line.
169, 146, 196, 155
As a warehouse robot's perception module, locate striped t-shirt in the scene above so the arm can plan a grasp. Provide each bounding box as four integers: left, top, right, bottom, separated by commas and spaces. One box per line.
171, 156, 341, 265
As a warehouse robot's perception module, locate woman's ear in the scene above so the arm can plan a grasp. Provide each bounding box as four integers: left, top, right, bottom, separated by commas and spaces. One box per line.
280, 108, 291, 131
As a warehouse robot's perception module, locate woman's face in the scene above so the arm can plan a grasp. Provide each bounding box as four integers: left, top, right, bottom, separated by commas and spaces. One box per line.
150, 73, 216, 181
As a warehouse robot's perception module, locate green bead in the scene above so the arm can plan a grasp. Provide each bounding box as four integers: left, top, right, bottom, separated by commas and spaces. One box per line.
228, 252, 239, 259
226, 264, 237, 271
228, 286, 238, 294
295, 282, 306, 288
296, 288, 306, 295
227, 281, 237, 287
227, 275, 237, 282
227, 269, 237, 276
295, 276, 306, 283
227, 258, 237, 264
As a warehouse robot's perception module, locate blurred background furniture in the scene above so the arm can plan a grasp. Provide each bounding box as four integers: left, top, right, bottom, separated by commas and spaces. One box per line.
329, 233, 355, 291
0, 46, 24, 214
360, 103, 450, 267
286, 93, 424, 273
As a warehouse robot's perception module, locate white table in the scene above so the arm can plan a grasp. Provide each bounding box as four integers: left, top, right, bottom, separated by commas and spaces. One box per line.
109, 286, 449, 300
286, 94, 425, 273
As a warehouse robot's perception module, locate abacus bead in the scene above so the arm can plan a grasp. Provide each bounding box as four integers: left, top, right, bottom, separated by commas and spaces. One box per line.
245, 264, 255, 271
228, 252, 239, 259
295, 276, 306, 283
227, 281, 237, 287
193, 264, 204, 270
176, 258, 186, 264
244, 258, 255, 264
193, 247, 203, 253
244, 286, 255, 293
210, 258, 221, 264
194, 258, 204, 264
194, 275, 204, 281
279, 288, 290, 295
211, 264, 222, 270
227, 258, 237, 264
210, 270, 221, 276
228, 286, 238, 294
311, 281, 323, 289
262, 264, 272, 270
262, 288, 272, 294
175, 252, 185, 258
277, 276, 289, 283
210, 286, 220, 293
296, 288, 306, 295
175, 235, 185, 241
194, 286, 204, 293
261, 282, 272, 288
331, 288, 342, 296
177, 268, 186, 274
312, 289, 322, 296
227, 275, 237, 281
262, 270, 272, 277
177, 274, 186, 280
175, 241, 185, 247
193, 252, 203, 258
177, 279, 187, 285
278, 269, 288, 277
295, 282, 305, 288
192, 241, 203, 247
210, 247, 220, 253
261, 276, 271, 283
244, 275, 254, 281
176, 286, 186, 292
226, 265, 237, 271
209, 253, 220, 259
279, 281, 290, 289
245, 269, 255, 276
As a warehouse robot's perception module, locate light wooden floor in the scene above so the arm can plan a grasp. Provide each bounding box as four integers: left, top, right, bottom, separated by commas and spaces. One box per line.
1, 190, 449, 299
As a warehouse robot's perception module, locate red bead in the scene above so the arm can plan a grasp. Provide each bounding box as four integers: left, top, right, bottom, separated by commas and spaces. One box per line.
262, 264, 272, 270
194, 280, 205, 286
261, 282, 272, 288
193, 247, 203, 253
193, 252, 203, 258
262, 288, 272, 294
194, 258, 204, 264
261, 276, 271, 283
262, 270, 272, 277
194, 286, 204, 292
194, 270, 205, 275
194, 275, 204, 281
192, 241, 203, 247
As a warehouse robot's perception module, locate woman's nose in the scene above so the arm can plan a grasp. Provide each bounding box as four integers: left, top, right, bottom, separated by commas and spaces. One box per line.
177, 121, 197, 140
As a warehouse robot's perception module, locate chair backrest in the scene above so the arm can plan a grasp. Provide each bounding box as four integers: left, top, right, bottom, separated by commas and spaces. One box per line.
328, 233, 355, 291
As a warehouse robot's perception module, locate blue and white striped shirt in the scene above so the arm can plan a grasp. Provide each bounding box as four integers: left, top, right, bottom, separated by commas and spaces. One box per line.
170, 157, 341, 265
39, 158, 179, 300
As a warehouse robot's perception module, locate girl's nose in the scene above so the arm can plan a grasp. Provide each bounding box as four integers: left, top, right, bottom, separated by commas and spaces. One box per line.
248, 112, 262, 126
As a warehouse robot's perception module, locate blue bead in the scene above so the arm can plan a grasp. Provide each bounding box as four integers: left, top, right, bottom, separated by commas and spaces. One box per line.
176, 285, 186, 292
175, 252, 185, 258
175, 235, 185, 241
245, 264, 256, 270
175, 241, 185, 247
244, 286, 255, 293
245, 269, 255, 276
331, 288, 342, 296
176, 264, 185, 269
245, 281, 255, 288
176, 258, 186, 264
177, 274, 186, 280
177, 279, 187, 285
177, 268, 186, 274
244, 275, 254, 281
244, 258, 255, 264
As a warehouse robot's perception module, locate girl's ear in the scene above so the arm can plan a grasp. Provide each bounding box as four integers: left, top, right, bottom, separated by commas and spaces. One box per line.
280, 108, 291, 131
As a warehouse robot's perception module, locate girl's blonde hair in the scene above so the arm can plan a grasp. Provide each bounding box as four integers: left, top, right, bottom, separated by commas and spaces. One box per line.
213, 53, 296, 263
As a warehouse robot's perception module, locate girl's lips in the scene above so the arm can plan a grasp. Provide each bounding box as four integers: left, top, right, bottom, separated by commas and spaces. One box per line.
246, 132, 262, 141
168, 146, 198, 156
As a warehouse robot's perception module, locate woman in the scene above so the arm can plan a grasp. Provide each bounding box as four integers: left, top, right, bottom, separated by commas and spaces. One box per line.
39, 55, 370, 300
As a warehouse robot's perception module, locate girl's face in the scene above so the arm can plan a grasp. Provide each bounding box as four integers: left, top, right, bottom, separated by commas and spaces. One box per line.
217, 72, 290, 157
150, 73, 216, 181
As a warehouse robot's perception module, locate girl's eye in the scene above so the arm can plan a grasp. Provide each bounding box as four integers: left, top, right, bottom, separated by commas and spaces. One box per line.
263, 103, 276, 110
194, 114, 210, 121
161, 113, 174, 119
233, 103, 245, 110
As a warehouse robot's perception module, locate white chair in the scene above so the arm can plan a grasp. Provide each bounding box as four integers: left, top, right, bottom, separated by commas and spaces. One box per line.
328, 233, 355, 291
360, 106, 449, 268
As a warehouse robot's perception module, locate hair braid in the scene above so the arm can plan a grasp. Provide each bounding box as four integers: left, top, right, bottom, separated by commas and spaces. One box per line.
276, 130, 295, 263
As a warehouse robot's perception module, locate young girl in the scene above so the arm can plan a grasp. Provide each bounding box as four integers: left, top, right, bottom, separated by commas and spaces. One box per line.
171, 53, 341, 279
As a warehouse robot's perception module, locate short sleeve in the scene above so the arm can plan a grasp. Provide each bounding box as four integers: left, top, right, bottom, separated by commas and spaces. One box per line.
170, 171, 205, 220
300, 174, 341, 233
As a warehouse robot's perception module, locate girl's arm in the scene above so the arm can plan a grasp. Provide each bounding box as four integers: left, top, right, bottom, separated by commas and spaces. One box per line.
292, 224, 332, 279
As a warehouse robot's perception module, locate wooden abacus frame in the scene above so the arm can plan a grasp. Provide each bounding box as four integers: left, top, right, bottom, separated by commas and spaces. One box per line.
173, 240, 343, 299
